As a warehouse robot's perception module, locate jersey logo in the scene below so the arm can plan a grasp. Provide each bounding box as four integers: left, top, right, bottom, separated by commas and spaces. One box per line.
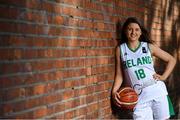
142, 47, 147, 53
133, 84, 143, 95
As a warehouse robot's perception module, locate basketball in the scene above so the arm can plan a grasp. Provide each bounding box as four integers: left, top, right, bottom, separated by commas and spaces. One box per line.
118, 87, 138, 109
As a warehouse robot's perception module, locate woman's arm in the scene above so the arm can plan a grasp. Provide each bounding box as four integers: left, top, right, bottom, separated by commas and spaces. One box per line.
111, 46, 123, 107
149, 44, 176, 81
112, 46, 123, 94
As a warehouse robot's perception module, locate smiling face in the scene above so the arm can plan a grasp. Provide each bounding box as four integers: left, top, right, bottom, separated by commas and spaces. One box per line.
125, 23, 142, 42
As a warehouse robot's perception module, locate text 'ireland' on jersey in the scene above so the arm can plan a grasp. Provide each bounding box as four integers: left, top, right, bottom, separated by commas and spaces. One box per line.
120, 42, 156, 89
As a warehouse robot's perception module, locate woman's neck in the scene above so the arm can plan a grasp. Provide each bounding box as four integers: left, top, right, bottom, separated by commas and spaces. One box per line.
128, 41, 140, 50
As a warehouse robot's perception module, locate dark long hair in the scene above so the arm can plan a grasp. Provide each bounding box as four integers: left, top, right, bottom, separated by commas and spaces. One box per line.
120, 17, 153, 44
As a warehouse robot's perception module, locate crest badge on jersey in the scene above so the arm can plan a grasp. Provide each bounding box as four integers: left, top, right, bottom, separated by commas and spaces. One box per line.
142, 47, 147, 53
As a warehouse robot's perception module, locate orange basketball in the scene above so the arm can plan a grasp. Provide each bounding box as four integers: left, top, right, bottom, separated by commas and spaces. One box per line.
118, 87, 138, 109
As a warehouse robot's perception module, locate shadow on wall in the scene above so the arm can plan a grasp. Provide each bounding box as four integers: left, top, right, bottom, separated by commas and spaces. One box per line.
148, 0, 180, 119
111, 0, 180, 118
161, 11, 180, 120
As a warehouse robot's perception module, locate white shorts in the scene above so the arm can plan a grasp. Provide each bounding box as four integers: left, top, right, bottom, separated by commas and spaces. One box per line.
133, 95, 173, 120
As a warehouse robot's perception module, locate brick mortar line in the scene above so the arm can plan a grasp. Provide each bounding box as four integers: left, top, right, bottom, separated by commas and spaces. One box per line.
100, 114, 112, 119
0, 0, 147, 23
45, 0, 113, 14
0, 46, 114, 50
2, 81, 113, 106
93, 0, 144, 8
2, 85, 110, 116
42, 95, 111, 119
47, 91, 111, 107
0, 18, 116, 33
0, 0, 166, 22
1, 76, 86, 91
1, 71, 113, 91
0, 64, 114, 78
46, 82, 112, 107
0, 34, 114, 41
0, 37, 112, 42
0, 56, 114, 64
1, 88, 64, 105
0, 67, 80, 78
0, 1, 111, 15
0, 3, 116, 24
2, 79, 112, 104
72, 101, 112, 120
0, 46, 81, 49
43, 102, 97, 119
58, 0, 144, 18
0, 43, 115, 48
73, 115, 85, 120
0, 32, 115, 40
3, 105, 47, 117
0, 33, 114, 41
0, 0, 146, 12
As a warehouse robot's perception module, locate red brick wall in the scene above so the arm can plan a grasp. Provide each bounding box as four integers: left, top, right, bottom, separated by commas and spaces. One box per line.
0, 0, 179, 119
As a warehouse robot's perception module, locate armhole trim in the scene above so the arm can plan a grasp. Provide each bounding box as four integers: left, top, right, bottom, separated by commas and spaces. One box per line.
119, 45, 122, 57
147, 43, 152, 54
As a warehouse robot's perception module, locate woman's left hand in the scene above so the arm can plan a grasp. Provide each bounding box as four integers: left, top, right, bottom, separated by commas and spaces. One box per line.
153, 73, 166, 81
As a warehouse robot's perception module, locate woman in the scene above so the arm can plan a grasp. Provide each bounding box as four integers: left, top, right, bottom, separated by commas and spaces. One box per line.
112, 17, 176, 119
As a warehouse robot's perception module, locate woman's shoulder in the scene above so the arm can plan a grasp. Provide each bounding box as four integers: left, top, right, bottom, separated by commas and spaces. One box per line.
147, 43, 160, 55
115, 46, 121, 57
116, 45, 120, 52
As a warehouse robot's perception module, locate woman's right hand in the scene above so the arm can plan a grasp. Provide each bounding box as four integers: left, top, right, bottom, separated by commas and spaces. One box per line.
112, 92, 122, 108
